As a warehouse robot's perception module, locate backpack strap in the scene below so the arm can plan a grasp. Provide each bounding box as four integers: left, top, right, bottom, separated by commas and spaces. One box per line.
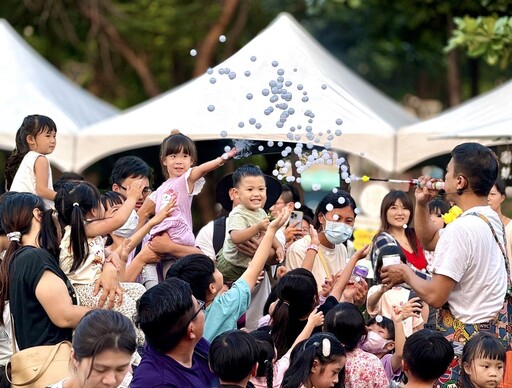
213, 216, 227, 255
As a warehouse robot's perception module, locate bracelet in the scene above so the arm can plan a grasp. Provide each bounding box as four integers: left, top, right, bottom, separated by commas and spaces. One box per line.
306, 244, 319, 253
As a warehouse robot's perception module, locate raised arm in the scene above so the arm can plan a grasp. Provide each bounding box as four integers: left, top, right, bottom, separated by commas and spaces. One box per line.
230, 218, 269, 244
414, 176, 441, 250
241, 209, 289, 290
188, 148, 237, 186
330, 244, 370, 301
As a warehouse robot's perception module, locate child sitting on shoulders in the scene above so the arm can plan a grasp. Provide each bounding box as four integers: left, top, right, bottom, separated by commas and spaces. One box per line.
217, 164, 284, 282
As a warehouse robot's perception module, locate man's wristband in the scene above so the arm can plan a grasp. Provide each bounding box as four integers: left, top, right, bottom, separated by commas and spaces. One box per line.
306, 244, 319, 253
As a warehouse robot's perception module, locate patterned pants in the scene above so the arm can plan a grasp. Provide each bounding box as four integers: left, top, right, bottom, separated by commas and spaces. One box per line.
434, 297, 512, 388
74, 282, 146, 345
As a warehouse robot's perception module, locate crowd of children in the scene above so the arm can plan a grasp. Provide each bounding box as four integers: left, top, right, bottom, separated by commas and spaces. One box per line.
0, 114, 510, 388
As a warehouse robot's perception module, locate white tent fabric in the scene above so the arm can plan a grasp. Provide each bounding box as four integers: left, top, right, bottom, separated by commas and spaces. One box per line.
0, 19, 118, 171
396, 80, 512, 172
76, 13, 417, 173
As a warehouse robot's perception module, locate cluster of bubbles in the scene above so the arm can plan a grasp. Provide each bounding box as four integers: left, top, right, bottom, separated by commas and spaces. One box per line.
190, 35, 227, 57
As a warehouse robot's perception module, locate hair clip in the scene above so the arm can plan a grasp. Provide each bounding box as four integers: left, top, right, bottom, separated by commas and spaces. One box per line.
321, 338, 331, 357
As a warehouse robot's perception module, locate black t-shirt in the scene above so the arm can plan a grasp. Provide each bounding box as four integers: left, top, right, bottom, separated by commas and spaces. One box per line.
9, 246, 74, 350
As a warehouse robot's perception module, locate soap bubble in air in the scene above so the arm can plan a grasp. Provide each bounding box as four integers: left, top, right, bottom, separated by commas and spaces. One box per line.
332, 188, 338, 193
249, 118, 256, 125
312, 183, 321, 191
250, 56, 257, 62
238, 122, 244, 128
220, 130, 227, 137
255, 123, 262, 129
267, 140, 274, 147
272, 169, 279, 176
326, 203, 334, 211
297, 84, 303, 90
321, 84, 327, 90
224, 146, 231, 152
228, 72, 236, 80
262, 89, 270, 96
302, 96, 309, 102
219, 35, 226, 42
295, 202, 301, 209
244, 70, 251, 77
207, 105, 215, 112
258, 145, 264, 151
272, 60, 279, 67
210, 78, 217, 84
190, 49, 197, 56
246, 93, 253, 100
332, 214, 340, 221
207, 68, 213, 74
336, 118, 343, 125
338, 197, 346, 204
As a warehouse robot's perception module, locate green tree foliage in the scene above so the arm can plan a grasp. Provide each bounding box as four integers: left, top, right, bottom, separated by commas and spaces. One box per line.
447, 15, 512, 69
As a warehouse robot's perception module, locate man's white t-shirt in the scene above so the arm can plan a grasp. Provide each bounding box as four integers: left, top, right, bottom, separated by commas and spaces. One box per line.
432, 205, 507, 323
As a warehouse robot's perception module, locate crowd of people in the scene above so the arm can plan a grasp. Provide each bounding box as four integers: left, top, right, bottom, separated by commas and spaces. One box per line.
0, 114, 510, 388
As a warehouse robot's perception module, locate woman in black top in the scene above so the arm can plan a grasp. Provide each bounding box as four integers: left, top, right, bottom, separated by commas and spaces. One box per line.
0, 193, 89, 349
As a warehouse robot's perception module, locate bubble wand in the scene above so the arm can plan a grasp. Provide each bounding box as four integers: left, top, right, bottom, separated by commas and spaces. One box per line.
351, 175, 445, 190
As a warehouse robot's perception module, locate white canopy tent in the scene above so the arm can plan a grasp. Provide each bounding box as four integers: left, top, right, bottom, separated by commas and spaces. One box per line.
76, 13, 417, 173
396, 80, 512, 172
0, 19, 118, 172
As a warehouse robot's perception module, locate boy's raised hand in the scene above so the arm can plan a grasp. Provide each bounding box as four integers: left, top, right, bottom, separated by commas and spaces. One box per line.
258, 217, 270, 232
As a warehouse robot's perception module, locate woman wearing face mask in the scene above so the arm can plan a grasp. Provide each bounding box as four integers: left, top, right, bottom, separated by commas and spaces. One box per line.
285, 189, 358, 292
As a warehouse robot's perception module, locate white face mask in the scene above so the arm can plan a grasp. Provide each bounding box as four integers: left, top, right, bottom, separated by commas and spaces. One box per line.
360, 330, 392, 354
113, 210, 139, 238
323, 218, 353, 245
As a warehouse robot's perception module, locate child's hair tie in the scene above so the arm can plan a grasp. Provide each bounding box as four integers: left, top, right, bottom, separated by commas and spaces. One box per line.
73, 202, 79, 207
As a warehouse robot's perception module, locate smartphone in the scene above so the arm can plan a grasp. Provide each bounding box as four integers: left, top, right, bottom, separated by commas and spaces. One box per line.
289, 210, 304, 227
408, 289, 424, 310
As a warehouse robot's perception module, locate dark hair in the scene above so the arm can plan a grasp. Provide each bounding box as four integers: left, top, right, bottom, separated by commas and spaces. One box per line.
271, 268, 318, 359
451, 143, 498, 196
493, 178, 507, 196
160, 132, 197, 179
0, 192, 20, 235
374, 244, 407, 284
402, 329, 454, 382
165, 254, 216, 302
5, 115, 57, 190
54, 181, 102, 272
427, 198, 450, 216
101, 191, 126, 210
313, 189, 357, 230
324, 302, 366, 352
135, 278, 197, 353
281, 332, 346, 388
377, 190, 419, 256
73, 309, 136, 378
299, 205, 315, 223
232, 164, 265, 188
250, 330, 275, 388
209, 330, 259, 383
460, 332, 506, 388
282, 183, 301, 204
0, 193, 46, 325
53, 172, 84, 192
367, 316, 395, 340
110, 156, 153, 187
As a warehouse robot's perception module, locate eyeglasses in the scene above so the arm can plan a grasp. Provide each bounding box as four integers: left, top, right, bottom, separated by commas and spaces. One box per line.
185, 300, 205, 326
119, 184, 152, 195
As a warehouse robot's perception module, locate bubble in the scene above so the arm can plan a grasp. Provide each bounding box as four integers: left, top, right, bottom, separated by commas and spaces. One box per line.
354, 207, 361, 215
262, 89, 270, 96
244, 70, 251, 77
277, 76, 284, 83
288, 108, 295, 115
321, 84, 327, 90
277, 69, 284, 75
294, 135, 301, 141
207, 68, 213, 74
324, 142, 331, 149
270, 95, 279, 103
272, 169, 279, 176
190, 49, 197, 56
375, 315, 383, 323
297, 84, 304, 90
277, 174, 283, 180
336, 118, 343, 125
224, 68, 230, 74
220, 130, 227, 137
326, 203, 334, 211
238, 122, 244, 128
258, 145, 264, 151
276, 122, 284, 128
281, 150, 288, 157
291, 202, 300, 210
308, 119, 313, 124
277, 141, 284, 147
306, 142, 314, 149
285, 81, 292, 87
332, 214, 340, 221
224, 146, 231, 153
338, 197, 346, 204
272, 60, 279, 67
268, 140, 274, 147
210, 77, 217, 84
219, 35, 226, 42
255, 123, 262, 129
228, 72, 236, 80
287, 132, 294, 140
250, 56, 257, 62
312, 183, 321, 191
218, 68, 225, 75
281, 167, 288, 174
302, 96, 309, 102
359, 152, 365, 157
207, 105, 215, 112
249, 118, 256, 125
296, 177, 302, 183
327, 135, 334, 141
246, 93, 253, 100
332, 188, 338, 193
277, 160, 285, 167
403, 224, 408, 229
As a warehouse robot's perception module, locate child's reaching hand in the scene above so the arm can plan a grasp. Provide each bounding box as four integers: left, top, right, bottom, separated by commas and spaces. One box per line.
353, 243, 370, 261
306, 308, 324, 328
223, 148, 238, 160
395, 297, 422, 320
275, 245, 285, 263
151, 197, 177, 225
269, 209, 290, 231
125, 179, 145, 201
320, 274, 336, 298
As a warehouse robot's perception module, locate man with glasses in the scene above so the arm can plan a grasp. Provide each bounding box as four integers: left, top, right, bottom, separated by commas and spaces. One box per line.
132, 278, 217, 387
110, 156, 153, 210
